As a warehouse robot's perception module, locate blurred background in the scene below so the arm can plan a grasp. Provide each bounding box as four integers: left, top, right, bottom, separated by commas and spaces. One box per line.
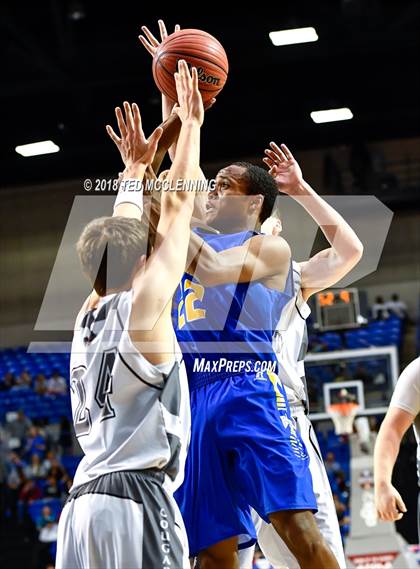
0, 1, 419, 567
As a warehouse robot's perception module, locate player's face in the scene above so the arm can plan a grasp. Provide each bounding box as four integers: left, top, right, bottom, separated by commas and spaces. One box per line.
206, 165, 252, 229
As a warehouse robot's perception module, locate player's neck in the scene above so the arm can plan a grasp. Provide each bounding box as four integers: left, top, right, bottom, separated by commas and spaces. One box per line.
211, 218, 259, 233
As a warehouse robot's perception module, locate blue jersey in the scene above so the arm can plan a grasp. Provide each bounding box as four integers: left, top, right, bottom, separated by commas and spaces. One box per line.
172, 229, 294, 388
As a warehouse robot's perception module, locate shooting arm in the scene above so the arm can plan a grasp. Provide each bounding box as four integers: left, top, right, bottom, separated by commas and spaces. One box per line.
189, 232, 291, 286
297, 180, 364, 299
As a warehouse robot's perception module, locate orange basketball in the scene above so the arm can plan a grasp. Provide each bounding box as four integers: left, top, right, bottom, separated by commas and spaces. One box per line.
152, 29, 229, 104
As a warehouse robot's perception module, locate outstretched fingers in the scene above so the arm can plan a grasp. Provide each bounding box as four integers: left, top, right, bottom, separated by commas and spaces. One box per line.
115, 106, 127, 138
106, 125, 121, 146
132, 103, 145, 140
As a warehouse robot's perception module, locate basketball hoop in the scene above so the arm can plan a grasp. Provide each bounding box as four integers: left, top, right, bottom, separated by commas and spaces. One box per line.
328, 401, 360, 435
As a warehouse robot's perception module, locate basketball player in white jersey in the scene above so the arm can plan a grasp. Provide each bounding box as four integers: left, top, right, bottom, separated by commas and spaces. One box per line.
56, 60, 204, 569
374, 357, 420, 539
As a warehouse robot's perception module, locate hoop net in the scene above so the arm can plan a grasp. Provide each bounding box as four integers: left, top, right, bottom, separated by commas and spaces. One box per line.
328, 402, 360, 435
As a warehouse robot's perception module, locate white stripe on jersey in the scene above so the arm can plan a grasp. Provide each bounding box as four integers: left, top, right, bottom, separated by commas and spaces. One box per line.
274, 261, 311, 406
69, 290, 190, 493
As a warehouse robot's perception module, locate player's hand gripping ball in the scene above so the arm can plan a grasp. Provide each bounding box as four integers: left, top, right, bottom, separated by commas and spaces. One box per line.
152, 29, 228, 105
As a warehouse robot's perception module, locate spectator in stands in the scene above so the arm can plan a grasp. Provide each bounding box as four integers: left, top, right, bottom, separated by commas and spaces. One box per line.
24, 426, 46, 460
333, 493, 350, 533
371, 296, 389, 320
325, 451, 341, 476
47, 458, 65, 482
0, 431, 7, 519
34, 374, 48, 395
11, 370, 32, 391
19, 478, 42, 505
0, 372, 15, 391
385, 293, 408, 319
44, 476, 61, 499
36, 505, 56, 530
47, 370, 67, 396
42, 450, 57, 472
61, 477, 72, 498
34, 506, 58, 569
27, 453, 48, 480
6, 410, 32, 453
58, 416, 72, 454
334, 362, 352, 383
335, 470, 350, 499
5, 455, 26, 520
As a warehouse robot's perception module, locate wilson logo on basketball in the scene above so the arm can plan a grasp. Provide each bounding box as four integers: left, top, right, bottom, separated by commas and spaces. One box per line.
196, 67, 221, 86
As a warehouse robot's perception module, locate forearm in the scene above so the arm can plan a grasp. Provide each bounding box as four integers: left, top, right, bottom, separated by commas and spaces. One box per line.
151, 113, 181, 173
113, 163, 147, 218
162, 96, 178, 162
292, 180, 363, 259
167, 121, 201, 186
373, 429, 400, 488
190, 234, 289, 286
159, 121, 201, 229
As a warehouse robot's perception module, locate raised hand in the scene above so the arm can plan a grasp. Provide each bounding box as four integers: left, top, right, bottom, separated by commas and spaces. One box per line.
139, 21, 216, 112
138, 20, 180, 59
263, 142, 303, 195
106, 102, 162, 168
173, 60, 204, 126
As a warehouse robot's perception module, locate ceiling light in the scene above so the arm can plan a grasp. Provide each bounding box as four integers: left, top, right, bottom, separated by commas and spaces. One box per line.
269, 27, 318, 47
310, 108, 354, 124
15, 140, 60, 157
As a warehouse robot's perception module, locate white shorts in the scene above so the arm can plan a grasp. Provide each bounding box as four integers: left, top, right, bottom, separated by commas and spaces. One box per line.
238, 407, 346, 569
56, 470, 189, 569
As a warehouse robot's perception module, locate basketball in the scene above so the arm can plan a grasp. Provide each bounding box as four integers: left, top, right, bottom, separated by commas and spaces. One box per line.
152, 29, 229, 104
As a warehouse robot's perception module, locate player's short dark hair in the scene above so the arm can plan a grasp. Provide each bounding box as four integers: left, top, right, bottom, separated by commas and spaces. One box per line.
233, 162, 278, 223
77, 216, 150, 296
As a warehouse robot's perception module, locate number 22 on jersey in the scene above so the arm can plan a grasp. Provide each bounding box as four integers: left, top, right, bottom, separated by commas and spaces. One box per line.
178, 278, 206, 330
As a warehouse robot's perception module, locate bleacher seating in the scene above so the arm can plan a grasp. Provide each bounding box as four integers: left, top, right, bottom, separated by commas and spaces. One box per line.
0, 349, 71, 421
309, 315, 403, 352
0, 347, 70, 379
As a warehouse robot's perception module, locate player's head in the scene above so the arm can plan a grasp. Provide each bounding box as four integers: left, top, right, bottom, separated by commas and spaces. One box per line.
77, 216, 150, 296
206, 162, 277, 231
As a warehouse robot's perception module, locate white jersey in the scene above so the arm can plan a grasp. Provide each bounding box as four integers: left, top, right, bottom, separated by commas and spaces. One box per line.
69, 289, 190, 493
390, 357, 420, 482
273, 261, 310, 407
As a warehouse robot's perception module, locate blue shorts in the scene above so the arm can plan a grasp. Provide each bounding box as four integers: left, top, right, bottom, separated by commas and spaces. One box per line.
174, 371, 317, 557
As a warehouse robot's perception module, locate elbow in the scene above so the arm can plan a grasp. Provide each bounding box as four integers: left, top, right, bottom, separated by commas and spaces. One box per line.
345, 239, 364, 267
194, 263, 218, 287
194, 257, 227, 287
351, 240, 364, 264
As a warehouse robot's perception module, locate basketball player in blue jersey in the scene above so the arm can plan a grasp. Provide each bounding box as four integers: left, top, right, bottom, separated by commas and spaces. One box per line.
138, 21, 342, 569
